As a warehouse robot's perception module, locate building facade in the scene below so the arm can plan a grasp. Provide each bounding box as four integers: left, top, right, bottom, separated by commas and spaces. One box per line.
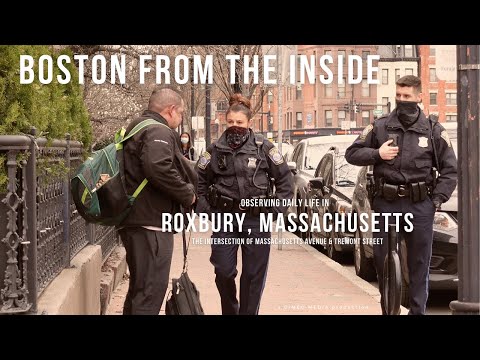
376, 45, 419, 117
419, 45, 457, 123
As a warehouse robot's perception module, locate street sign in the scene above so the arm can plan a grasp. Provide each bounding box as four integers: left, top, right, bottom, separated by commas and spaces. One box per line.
436, 45, 457, 82
374, 110, 383, 116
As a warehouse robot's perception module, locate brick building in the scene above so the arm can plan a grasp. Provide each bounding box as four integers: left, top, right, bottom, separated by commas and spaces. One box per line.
419, 45, 457, 123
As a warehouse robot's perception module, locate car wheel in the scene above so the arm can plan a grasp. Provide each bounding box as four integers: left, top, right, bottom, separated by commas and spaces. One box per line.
326, 229, 343, 262
353, 229, 377, 282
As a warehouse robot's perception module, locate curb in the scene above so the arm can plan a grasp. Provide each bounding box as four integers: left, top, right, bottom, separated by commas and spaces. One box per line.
100, 246, 127, 315
297, 242, 409, 315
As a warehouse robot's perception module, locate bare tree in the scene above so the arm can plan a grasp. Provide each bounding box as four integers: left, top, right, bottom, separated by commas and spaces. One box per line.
67, 45, 272, 145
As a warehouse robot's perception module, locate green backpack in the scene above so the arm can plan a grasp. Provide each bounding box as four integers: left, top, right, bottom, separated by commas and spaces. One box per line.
71, 119, 162, 226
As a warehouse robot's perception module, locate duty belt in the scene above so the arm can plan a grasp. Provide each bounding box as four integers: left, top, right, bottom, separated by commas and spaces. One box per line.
207, 185, 265, 216
375, 180, 432, 202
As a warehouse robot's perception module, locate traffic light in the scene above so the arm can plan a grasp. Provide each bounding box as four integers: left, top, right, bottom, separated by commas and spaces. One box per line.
343, 103, 350, 111
354, 104, 360, 113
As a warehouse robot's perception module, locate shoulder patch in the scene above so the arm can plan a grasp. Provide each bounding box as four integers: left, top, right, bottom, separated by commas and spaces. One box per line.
359, 124, 373, 141
440, 130, 452, 147
268, 147, 284, 165
197, 151, 211, 170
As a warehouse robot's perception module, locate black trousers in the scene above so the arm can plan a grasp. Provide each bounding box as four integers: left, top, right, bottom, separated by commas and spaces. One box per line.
372, 196, 435, 315
119, 227, 173, 315
210, 214, 271, 315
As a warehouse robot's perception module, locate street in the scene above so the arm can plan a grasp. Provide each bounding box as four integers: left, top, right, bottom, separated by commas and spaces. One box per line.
293, 230, 456, 315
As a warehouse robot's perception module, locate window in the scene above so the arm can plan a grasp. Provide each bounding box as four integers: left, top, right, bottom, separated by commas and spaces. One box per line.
382, 69, 389, 85
296, 83, 302, 100
405, 45, 413, 57
293, 143, 305, 170
446, 115, 457, 122
338, 110, 346, 125
296, 112, 303, 129
325, 82, 333, 97
430, 46, 436, 56
361, 80, 370, 97
382, 97, 389, 114
405, 68, 414, 75
362, 111, 370, 126
338, 50, 346, 58
217, 100, 228, 111
446, 93, 457, 105
395, 69, 401, 81
338, 79, 346, 98
362, 51, 370, 60
430, 68, 437, 82
430, 93, 437, 105
325, 110, 333, 127
325, 50, 332, 56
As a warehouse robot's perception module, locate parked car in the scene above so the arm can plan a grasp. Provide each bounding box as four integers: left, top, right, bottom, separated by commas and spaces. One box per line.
351, 139, 459, 306
306, 142, 361, 261
287, 135, 358, 230
273, 142, 294, 161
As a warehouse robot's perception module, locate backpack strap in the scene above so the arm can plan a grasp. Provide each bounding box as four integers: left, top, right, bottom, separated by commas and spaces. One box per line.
189, 147, 195, 160
115, 119, 168, 150
116, 118, 169, 200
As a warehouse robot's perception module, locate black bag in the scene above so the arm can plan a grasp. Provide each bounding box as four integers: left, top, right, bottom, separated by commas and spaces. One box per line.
165, 216, 204, 315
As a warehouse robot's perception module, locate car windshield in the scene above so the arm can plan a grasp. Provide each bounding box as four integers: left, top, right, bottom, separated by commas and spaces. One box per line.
305, 144, 333, 169
305, 142, 355, 170
335, 154, 361, 185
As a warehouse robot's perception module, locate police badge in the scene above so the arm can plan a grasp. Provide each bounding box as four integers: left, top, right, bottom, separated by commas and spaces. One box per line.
197, 151, 211, 170
441, 130, 452, 147
247, 157, 257, 168
418, 137, 428, 148
268, 147, 284, 165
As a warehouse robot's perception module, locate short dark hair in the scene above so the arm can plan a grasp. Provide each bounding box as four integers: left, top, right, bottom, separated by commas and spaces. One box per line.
396, 75, 422, 93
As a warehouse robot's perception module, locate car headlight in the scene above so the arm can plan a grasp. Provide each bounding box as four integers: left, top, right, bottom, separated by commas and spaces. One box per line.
433, 212, 458, 231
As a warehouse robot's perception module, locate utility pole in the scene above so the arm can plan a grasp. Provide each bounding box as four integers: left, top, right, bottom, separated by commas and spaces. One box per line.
450, 45, 480, 315
205, 83, 211, 147
277, 45, 283, 152
276, 45, 283, 250
190, 60, 195, 145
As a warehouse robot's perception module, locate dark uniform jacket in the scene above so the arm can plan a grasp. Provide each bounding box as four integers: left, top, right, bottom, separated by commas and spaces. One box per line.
120, 110, 197, 228
195, 128, 293, 215
345, 110, 457, 204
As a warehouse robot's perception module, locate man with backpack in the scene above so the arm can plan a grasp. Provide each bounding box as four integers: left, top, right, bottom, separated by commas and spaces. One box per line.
119, 88, 197, 315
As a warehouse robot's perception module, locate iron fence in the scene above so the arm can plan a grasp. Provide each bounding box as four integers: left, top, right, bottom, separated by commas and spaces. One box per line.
0, 128, 119, 314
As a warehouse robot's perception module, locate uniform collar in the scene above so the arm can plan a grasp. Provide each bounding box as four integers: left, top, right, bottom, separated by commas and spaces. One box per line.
215, 128, 256, 151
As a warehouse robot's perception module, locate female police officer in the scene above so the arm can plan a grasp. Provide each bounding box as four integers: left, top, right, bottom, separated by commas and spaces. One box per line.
195, 94, 293, 315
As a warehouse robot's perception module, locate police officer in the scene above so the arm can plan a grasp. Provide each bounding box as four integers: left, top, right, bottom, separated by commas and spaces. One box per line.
195, 94, 293, 315
345, 75, 457, 315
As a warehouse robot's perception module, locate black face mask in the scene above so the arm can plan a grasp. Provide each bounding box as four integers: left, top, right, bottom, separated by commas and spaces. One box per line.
225, 126, 249, 149
396, 100, 420, 127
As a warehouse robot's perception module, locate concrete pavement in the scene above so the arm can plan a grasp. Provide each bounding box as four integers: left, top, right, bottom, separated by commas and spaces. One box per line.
106, 230, 403, 315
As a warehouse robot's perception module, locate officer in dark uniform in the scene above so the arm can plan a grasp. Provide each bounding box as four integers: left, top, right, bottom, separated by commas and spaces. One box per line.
195, 94, 293, 315
345, 75, 457, 315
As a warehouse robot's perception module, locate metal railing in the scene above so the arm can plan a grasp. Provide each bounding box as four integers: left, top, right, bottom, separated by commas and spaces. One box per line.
0, 128, 118, 314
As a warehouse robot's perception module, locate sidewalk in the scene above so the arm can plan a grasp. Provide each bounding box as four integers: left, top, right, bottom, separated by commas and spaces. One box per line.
106, 230, 391, 315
